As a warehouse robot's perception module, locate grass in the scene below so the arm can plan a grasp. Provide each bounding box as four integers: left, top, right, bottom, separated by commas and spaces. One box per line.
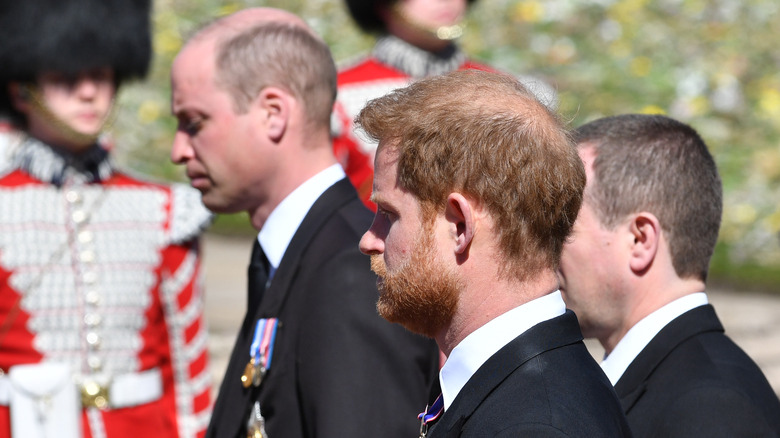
709, 243, 780, 295
207, 213, 256, 237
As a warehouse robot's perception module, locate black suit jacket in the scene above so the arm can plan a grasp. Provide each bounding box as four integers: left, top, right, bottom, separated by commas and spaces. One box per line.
615, 304, 780, 437
207, 178, 439, 438
430, 310, 632, 437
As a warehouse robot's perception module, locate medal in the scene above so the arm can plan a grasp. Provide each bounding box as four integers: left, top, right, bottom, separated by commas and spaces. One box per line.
241, 318, 279, 388
246, 401, 268, 438
417, 394, 444, 438
247, 423, 266, 438
252, 358, 266, 387
241, 359, 256, 388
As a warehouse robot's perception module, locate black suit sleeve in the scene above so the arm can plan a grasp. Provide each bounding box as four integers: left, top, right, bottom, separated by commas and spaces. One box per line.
651, 386, 778, 437
296, 246, 439, 438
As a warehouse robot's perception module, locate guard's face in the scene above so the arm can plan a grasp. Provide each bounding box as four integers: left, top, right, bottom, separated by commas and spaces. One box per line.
384, 0, 467, 51
396, 0, 467, 30
171, 41, 270, 214
20, 68, 115, 151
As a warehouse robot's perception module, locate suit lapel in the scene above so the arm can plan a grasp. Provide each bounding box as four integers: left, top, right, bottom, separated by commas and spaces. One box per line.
209, 303, 259, 437
251, 178, 357, 320
618, 382, 647, 413
433, 311, 583, 437
614, 304, 724, 413
210, 178, 359, 436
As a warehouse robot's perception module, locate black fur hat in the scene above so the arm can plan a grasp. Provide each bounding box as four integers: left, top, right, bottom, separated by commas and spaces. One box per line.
0, 0, 152, 121
0, 0, 152, 84
345, 0, 478, 34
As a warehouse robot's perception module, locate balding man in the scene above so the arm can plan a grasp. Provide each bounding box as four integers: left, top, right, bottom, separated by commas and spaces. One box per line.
357, 70, 630, 437
170, 8, 439, 438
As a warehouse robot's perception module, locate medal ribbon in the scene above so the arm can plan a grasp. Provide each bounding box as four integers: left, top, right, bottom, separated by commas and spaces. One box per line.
249, 318, 279, 370
418, 393, 444, 425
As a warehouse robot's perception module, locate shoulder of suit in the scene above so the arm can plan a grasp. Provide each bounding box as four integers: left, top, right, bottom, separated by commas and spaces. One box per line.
646, 384, 780, 436
336, 192, 374, 232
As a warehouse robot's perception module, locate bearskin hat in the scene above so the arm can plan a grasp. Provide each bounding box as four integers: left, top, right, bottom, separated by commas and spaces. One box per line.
345, 0, 478, 34
0, 0, 152, 120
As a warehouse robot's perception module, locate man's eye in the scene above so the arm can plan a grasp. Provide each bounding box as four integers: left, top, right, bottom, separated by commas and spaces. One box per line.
181, 119, 203, 136
378, 208, 395, 222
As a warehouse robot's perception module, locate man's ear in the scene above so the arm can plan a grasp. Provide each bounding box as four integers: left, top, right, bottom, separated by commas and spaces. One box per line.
445, 193, 476, 256
256, 86, 290, 142
628, 212, 660, 273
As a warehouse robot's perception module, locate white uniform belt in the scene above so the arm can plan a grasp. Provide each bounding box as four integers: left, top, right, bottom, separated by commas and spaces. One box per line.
0, 367, 163, 409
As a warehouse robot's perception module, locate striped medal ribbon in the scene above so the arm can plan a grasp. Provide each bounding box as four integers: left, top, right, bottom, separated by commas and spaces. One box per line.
241, 318, 279, 388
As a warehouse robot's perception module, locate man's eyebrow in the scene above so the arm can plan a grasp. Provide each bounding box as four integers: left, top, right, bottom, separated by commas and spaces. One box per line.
372, 194, 397, 212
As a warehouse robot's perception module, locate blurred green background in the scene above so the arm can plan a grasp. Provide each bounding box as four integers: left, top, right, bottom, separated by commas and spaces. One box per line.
111, 0, 780, 291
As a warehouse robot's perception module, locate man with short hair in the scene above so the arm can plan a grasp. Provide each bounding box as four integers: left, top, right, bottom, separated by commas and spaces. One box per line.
357, 69, 631, 437
559, 113, 780, 437
170, 8, 439, 438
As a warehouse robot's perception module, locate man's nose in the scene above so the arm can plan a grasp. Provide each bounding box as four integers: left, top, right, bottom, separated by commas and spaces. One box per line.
171, 131, 194, 164
359, 225, 384, 256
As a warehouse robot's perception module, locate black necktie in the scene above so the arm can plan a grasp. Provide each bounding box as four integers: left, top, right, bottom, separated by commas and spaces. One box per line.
247, 240, 270, 311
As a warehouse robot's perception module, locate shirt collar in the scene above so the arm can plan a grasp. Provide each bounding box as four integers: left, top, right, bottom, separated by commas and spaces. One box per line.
257, 164, 345, 278
439, 290, 566, 410
600, 292, 709, 385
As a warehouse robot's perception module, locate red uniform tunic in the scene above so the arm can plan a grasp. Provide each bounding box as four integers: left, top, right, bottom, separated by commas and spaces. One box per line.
0, 138, 213, 438
332, 36, 496, 209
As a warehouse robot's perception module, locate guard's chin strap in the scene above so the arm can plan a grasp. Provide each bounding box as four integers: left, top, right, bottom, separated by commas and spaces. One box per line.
22, 84, 116, 148
391, 4, 465, 41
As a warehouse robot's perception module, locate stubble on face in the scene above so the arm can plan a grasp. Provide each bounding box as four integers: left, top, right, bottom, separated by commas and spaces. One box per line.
370, 221, 460, 339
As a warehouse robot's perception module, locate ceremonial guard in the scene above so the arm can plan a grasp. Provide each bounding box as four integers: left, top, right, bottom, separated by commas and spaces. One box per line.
0, 1, 213, 437
333, 0, 486, 207
333, 0, 555, 208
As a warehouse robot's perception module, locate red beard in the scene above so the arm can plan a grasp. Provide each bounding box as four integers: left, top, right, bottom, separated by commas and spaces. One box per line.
370, 229, 460, 338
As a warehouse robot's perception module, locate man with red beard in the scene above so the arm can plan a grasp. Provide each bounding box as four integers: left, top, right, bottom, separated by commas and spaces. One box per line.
357, 70, 631, 437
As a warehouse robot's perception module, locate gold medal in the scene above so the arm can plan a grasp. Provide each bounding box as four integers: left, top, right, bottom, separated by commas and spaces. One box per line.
241, 359, 256, 388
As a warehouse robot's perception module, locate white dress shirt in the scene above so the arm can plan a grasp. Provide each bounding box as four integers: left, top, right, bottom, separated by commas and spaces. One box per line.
257, 164, 346, 280
600, 292, 709, 385
439, 291, 566, 410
